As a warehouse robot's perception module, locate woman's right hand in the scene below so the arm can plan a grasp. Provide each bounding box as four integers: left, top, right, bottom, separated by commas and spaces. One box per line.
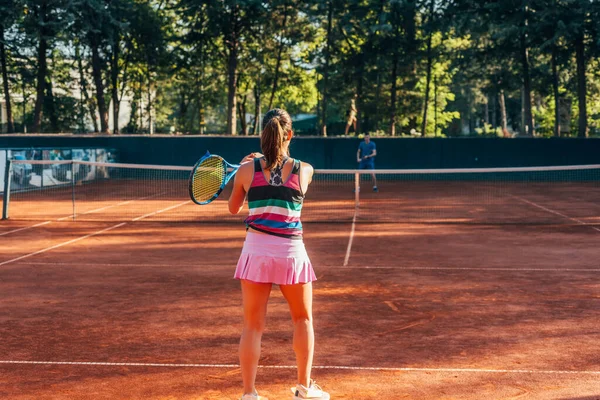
240, 152, 263, 164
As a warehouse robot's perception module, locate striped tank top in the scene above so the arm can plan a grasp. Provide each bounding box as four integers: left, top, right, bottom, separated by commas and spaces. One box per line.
244, 157, 304, 239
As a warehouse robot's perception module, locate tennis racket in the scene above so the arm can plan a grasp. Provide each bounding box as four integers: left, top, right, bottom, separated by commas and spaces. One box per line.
188, 151, 240, 205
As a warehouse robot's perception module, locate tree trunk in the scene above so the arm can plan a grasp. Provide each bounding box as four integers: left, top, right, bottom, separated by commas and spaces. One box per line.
226, 44, 238, 135
45, 77, 59, 132
421, 32, 433, 136
90, 39, 109, 133
467, 89, 473, 135
404, 0, 418, 131
491, 90, 497, 128
196, 43, 206, 135
21, 79, 26, 133
484, 96, 489, 125
355, 63, 363, 134
137, 74, 143, 132
355, 48, 369, 135
0, 25, 14, 133
575, 31, 588, 138
374, 62, 381, 109
551, 45, 560, 137
77, 49, 98, 133
389, 40, 398, 136
179, 90, 188, 131
321, 1, 333, 137
499, 90, 508, 133
226, 6, 239, 135
238, 93, 247, 135
32, 25, 48, 133
111, 35, 120, 134
520, 9, 534, 137
253, 79, 261, 135
268, 3, 289, 111
420, 0, 435, 137
199, 103, 205, 134
434, 75, 438, 136
147, 68, 154, 134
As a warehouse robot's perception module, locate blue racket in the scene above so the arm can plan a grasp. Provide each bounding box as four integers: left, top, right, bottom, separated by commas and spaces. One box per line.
188, 151, 240, 205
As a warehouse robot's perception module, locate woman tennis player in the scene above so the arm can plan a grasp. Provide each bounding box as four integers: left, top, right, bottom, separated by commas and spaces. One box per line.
229, 108, 330, 400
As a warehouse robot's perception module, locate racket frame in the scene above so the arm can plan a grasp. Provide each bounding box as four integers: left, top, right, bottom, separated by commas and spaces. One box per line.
188, 152, 240, 205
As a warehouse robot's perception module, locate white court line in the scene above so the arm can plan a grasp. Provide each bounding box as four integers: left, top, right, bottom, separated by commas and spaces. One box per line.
77, 192, 168, 216
9, 262, 600, 272
12, 262, 227, 267
131, 200, 192, 221
0, 192, 168, 237
0, 221, 53, 237
336, 266, 600, 272
510, 195, 600, 233
343, 212, 357, 267
343, 173, 361, 267
0, 360, 598, 375
0, 200, 193, 268
0, 223, 127, 267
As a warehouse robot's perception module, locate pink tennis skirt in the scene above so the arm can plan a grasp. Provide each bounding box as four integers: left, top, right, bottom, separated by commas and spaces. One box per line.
234, 231, 317, 285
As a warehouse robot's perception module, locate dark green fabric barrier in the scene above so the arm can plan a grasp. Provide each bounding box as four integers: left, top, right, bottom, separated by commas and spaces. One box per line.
1, 135, 599, 169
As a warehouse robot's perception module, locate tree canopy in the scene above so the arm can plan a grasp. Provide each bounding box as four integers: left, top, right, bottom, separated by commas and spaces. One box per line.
0, 0, 599, 137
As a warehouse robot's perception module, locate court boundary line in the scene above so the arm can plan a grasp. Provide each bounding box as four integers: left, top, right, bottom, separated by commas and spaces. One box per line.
336, 266, 600, 271
76, 192, 169, 217
0, 191, 169, 237
8, 261, 600, 272
0, 360, 598, 375
0, 220, 53, 236
0, 223, 127, 267
510, 195, 600, 233
131, 200, 191, 221
343, 211, 357, 267
0, 200, 193, 267
343, 174, 360, 267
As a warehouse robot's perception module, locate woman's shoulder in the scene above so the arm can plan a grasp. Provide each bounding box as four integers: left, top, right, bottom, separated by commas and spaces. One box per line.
299, 161, 314, 175
239, 158, 258, 170
238, 158, 257, 178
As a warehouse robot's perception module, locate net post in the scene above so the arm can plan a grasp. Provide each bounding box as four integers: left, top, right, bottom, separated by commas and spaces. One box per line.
2, 158, 12, 220
354, 171, 359, 208
71, 161, 76, 221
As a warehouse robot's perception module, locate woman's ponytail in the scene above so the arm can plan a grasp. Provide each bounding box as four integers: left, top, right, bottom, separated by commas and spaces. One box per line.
261, 109, 292, 170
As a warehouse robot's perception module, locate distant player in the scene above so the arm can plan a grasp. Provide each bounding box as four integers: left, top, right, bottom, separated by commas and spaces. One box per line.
356, 134, 378, 192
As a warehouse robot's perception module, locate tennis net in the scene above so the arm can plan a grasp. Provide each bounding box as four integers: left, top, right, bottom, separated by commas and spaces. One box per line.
2, 160, 600, 226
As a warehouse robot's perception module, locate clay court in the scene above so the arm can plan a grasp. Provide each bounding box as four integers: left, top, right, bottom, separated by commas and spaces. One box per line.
1, 169, 599, 399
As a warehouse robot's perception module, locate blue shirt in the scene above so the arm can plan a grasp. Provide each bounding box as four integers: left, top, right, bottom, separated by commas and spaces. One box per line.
358, 141, 376, 158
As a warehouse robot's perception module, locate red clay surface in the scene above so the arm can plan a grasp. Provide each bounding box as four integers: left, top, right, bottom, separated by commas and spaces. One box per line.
1, 213, 599, 399
1, 176, 600, 399
6, 178, 600, 226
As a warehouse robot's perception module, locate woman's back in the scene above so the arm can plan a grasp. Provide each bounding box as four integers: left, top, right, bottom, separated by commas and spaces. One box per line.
244, 157, 305, 239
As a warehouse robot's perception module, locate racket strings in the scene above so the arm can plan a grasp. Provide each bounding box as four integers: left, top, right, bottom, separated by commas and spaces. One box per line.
191, 156, 226, 202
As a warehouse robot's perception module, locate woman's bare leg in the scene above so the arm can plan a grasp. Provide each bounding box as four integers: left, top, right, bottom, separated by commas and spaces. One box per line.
279, 282, 314, 387
240, 280, 272, 395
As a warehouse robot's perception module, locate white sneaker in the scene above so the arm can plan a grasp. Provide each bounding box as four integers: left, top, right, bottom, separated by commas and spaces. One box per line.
290, 380, 330, 399
241, 393, 267, 400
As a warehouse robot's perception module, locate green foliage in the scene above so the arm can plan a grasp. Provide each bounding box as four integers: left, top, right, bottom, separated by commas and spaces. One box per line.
474, 123, 503, 138
532, 95, 557, 137
0, 0, 599, 136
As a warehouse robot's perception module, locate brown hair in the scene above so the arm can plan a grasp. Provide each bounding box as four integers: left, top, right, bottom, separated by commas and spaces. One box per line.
261, 108, 292, 170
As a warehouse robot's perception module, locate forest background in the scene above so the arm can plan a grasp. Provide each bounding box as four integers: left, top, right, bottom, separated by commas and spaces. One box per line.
1, 0, 599, 138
